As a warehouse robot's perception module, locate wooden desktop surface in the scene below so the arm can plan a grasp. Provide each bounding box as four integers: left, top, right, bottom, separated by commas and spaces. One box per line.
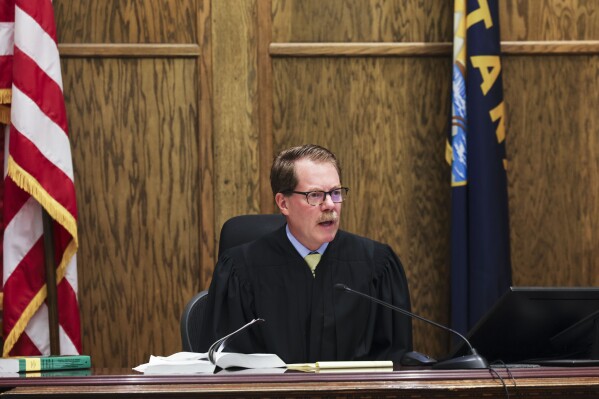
1, 366, 599, 398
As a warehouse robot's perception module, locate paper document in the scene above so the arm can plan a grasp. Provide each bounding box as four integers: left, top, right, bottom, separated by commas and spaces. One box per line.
287, 360, 393, 372
133, 352, 215, 375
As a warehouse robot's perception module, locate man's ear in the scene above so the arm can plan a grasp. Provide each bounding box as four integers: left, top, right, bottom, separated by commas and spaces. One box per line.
275, 193, 290, 215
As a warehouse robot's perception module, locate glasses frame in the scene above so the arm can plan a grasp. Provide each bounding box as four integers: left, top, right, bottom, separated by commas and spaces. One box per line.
283, 187, 349, 206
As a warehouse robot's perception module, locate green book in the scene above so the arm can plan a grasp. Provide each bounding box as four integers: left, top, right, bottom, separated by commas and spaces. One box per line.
0, 355, 91, 373
21, 369, 93, 378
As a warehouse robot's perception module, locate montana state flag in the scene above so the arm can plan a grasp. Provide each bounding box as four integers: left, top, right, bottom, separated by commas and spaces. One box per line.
448, 0, 512, 336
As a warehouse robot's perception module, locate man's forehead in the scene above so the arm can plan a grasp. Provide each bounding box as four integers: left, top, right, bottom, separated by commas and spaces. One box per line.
295, 160, 340, 188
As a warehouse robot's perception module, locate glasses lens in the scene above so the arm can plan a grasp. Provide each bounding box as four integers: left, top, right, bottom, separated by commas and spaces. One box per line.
330, 189, 343, 202
306, 191, 325, 205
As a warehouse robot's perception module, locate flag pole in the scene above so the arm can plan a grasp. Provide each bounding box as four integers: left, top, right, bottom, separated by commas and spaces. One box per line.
42, 208, 60, 355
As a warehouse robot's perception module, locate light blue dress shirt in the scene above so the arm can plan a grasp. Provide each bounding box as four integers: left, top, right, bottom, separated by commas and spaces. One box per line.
286, 224, 328, 258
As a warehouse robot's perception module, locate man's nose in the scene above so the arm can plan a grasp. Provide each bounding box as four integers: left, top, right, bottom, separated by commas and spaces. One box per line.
320, 193, 336, 209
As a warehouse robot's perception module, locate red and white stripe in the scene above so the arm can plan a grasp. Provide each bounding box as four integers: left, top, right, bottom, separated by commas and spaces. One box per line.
0, 0, 14, 109
2, 0, 80, 356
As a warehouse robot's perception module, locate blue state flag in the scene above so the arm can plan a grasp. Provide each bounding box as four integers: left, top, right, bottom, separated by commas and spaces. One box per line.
448, 0, 512, 336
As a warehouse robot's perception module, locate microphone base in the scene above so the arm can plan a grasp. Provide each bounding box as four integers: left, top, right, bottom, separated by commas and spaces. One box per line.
432, 354, 489, 370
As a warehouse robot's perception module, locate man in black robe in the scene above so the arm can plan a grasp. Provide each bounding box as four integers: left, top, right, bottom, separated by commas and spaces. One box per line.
198, 144, 412, 363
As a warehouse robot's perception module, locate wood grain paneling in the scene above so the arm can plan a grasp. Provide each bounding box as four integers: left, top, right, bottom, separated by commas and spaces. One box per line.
54, 0, 197, 43
500, 0, 599, 41
272, 56, 452, 357
198, 0, 216, 290
272, 0, 452, 42
62, 57, 200, 367
212, 0, 262, 234
257, 0, 275, 213
504, 55, 599, 287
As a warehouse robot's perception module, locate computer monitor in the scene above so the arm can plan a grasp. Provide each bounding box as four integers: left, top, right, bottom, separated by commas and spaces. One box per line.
450, 287, 599, 363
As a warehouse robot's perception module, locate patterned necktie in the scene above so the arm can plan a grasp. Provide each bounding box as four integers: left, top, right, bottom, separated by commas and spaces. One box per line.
304, 252, 322, 277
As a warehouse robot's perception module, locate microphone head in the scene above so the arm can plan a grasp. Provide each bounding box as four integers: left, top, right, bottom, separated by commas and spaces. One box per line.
334, 283, 349, 291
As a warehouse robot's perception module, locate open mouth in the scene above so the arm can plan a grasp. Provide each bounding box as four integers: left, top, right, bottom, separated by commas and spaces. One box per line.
317, 211, 338, 228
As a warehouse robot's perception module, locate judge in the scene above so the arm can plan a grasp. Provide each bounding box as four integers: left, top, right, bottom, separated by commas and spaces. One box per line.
198, 144, 412, 363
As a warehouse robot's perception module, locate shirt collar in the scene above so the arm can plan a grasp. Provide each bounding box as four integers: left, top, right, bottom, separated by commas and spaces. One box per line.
286, 224, 328, 258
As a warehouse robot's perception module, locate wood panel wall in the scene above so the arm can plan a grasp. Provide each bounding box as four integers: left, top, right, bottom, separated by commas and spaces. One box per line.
50, 0, 599, 367
499, 0, 599, 288
54, 0, 205, 367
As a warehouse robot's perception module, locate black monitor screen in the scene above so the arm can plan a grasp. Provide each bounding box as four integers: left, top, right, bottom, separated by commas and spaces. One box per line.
450, 287, 599, 363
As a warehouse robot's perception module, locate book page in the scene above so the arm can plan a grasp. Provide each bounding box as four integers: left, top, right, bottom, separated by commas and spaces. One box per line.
215, 352, 286, 369
133, 354, 215, 374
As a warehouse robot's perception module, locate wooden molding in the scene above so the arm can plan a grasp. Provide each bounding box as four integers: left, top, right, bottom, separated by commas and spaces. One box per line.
502, 40, 599, 55
58, 43, 201, 58
269, 40, 599, 57
269, 42, 451, 57
58, 40, 599, 59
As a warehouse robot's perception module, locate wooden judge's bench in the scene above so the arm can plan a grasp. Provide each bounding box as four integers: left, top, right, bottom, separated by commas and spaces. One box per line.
1, 366, 599, 398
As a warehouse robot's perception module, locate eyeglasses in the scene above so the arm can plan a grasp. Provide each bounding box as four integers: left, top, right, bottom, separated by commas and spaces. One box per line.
284, 187, 349, 206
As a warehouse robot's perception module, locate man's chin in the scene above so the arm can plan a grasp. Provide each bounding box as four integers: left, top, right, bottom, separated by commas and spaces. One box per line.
318, 226, 338, 243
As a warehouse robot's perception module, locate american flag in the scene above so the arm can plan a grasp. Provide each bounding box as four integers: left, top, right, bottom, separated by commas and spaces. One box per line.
1, 0, 81, 356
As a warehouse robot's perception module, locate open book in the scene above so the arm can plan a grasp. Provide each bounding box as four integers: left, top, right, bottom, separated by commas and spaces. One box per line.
134, 319, 285, 374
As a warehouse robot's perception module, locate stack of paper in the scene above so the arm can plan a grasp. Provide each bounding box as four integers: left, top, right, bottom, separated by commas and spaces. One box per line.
134, 352, 215, 375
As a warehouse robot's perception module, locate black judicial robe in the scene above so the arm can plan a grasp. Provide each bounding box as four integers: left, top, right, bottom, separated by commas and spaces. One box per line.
197, 226, 413, 364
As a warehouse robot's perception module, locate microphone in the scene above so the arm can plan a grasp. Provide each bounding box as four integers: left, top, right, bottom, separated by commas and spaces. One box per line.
334, 283, 488, 369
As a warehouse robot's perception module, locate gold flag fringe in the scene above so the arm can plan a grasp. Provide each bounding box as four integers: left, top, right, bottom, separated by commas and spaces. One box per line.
3, 286, 48, 357
0, 88, 11, 104
2, 156, 79, 356
445, 140, 453, 166
0, 105, 10, 125
2, 239, 77, 357
6, 156, 78, 240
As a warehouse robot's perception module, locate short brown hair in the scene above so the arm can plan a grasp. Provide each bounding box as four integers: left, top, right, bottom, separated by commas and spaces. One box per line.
270, 144, 341, 196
